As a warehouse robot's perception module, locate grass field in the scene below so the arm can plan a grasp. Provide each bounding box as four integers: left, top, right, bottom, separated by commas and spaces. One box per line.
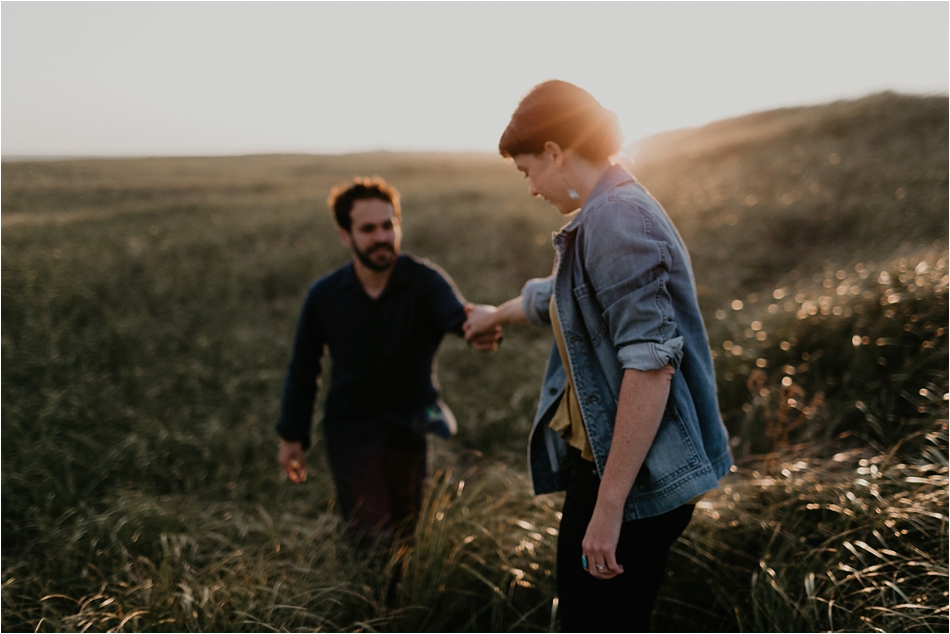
2, 92, 947, 632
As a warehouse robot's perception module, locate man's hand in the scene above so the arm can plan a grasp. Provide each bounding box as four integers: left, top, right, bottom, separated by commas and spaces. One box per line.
464, 304, 502, 352
278, 439, 307, 483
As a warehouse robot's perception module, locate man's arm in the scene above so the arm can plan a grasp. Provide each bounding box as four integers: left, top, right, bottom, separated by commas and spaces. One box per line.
583, 365, 674, 579
423, 262, 502, 351
276, 288, 325, 483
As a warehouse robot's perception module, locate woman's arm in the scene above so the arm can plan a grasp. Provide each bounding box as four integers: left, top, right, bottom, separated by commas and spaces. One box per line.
462, 296, 529, 340
464, 274, 556, 340
583, 364, 675, 579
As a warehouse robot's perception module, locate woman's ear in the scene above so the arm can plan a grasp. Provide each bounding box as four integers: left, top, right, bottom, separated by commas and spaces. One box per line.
543, 140, 565, 166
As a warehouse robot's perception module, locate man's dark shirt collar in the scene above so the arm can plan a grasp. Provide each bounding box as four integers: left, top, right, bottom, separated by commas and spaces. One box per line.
339, 253, 411, 294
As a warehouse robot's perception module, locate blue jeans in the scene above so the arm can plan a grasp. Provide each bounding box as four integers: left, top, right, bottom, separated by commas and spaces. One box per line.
556, 447, 694, 632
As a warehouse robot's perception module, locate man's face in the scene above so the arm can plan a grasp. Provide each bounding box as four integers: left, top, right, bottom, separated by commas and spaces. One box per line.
339, 198, 401, 272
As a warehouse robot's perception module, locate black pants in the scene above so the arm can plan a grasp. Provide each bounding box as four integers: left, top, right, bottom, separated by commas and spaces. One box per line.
324, 417, 427, 541
556, 448, 694, 633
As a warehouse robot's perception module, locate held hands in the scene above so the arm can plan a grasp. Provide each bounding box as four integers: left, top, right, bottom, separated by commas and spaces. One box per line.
278, 439, 308, 483
463, 304, 503, 352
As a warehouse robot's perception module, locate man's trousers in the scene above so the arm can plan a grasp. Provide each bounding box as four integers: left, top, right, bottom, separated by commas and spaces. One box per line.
324, 417, 428, 539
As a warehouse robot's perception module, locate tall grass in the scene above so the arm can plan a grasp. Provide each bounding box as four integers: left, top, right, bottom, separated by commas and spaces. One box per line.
656, 250, 948, 632
3, 93, 947, 631
661, 434, 947, 632
2, 461, 561, 632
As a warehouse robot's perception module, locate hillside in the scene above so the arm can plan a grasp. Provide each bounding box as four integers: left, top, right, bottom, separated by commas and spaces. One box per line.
620, 92, 950, 442
632, 91, 948, 310
2, 93, 947, 632
634, 93, 948, 304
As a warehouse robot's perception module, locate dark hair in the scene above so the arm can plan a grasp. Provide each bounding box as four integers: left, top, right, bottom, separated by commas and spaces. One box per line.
499, 80, 622, 161
327, 176, 401, 232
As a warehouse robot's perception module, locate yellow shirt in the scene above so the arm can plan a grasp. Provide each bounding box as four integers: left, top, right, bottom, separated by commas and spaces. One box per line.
548, 296, 595, 462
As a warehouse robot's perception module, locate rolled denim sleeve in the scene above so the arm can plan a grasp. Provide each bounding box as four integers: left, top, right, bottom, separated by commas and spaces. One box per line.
581, 200, 684, 371
617, 335, 684, 371
521, 276, 555, 326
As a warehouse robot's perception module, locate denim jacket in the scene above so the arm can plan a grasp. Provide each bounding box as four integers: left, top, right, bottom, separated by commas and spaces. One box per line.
521, 165, 732, 520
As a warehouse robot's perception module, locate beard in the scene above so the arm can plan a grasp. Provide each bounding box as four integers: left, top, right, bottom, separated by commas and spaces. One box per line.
353, 241, 397, 272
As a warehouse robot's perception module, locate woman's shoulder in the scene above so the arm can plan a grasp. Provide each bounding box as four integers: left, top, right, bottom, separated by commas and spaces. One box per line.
582, 179, 669, 234
600, 178, 662, 211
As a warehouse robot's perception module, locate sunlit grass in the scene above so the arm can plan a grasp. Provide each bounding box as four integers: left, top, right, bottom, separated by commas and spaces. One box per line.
709, 250, 948, 455
1, 462, 560, 633
660, 428, 948, 632
653, 249, 948, 632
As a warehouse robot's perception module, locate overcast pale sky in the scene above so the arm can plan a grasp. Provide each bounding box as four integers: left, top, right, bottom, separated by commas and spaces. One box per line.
2, 2, 947, 157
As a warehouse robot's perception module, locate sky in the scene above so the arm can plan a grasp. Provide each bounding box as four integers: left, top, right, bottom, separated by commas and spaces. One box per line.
2, 2, 947, 157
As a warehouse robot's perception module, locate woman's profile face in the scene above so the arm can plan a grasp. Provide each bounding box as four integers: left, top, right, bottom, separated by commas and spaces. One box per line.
513, 152, 575, 215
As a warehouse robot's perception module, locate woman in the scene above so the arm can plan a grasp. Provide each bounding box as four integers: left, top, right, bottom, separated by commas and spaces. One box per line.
463, 80, 732, 632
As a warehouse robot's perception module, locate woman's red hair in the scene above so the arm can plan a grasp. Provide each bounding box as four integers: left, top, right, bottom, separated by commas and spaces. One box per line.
499, 80, 622, 161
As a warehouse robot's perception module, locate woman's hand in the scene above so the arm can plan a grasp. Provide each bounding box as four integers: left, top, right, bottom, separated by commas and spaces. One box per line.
463, 296, 530, 351
463, 304, 501, 345
582, 502, 625, 579
581, 366, 675, 579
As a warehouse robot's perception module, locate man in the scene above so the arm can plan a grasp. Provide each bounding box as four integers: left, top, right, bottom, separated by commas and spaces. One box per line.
276, 176, 498, 542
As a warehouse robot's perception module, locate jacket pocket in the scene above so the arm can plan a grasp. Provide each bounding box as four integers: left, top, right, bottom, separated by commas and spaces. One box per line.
573, 283, 607, 346
633, 406, 701, 492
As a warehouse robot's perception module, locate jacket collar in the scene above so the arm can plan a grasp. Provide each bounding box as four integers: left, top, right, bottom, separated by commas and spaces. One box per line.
560, 164, 636, 235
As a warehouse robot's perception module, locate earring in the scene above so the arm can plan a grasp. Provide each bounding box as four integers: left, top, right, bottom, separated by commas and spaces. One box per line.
560, 171, 580, 202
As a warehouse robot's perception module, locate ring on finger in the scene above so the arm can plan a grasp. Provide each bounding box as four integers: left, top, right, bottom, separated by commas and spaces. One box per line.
596, 564, 606, 571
